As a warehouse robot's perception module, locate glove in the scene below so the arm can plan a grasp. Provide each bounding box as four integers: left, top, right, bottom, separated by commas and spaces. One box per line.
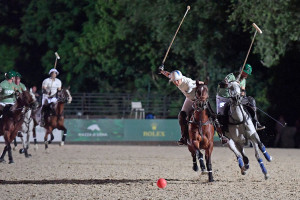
158, 64, 164, 72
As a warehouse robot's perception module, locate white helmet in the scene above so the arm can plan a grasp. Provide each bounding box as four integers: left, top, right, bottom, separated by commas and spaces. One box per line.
49, 68, 59, 75
170, 70, 183, 81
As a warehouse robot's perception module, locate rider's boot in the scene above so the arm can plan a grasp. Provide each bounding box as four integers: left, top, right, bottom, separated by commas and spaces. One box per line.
177, 111, 188, 145
253, 110, 265, 131
40, 106, 46, 127
214, 118, 228, 144
247, 97, 265, 131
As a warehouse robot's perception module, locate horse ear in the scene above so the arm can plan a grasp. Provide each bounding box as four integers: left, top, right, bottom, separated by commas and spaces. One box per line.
196, 80, 200, 87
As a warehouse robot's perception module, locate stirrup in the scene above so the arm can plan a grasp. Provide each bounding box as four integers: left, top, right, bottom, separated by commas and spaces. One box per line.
256, 122, 265, 131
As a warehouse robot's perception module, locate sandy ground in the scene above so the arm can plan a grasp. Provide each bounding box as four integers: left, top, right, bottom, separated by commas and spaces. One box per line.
0, 143, 299, 200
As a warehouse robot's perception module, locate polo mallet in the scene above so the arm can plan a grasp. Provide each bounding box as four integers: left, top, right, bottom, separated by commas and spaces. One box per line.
54, 52, 60, 69
237, 23, 262, 81
160, 6, 190, 68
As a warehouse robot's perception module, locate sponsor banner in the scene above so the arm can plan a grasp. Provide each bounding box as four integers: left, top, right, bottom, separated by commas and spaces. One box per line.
64, 119, 124, 142
124, 119, 180, 141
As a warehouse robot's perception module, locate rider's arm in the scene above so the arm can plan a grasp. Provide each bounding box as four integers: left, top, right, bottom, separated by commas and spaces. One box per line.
160, 70, 171, 79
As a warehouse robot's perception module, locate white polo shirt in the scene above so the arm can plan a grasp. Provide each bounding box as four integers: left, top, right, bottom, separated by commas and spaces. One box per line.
42, 78, 62, 97
177, 76, 197, 101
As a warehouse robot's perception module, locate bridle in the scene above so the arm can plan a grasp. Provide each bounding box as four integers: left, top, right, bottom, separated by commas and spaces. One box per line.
228, 82, 249, 125
57, 89, 72, 104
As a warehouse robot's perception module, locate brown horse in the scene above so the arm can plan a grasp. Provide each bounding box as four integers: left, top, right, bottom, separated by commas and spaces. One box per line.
187, 82, 215, 182
0, 90, 35, 163
42, 88, 72, 151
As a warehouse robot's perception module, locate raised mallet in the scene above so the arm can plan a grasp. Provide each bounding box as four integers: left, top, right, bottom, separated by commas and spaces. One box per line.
161, 6, 191, 66
54, 52, 60, 69
237, 23, 262, 81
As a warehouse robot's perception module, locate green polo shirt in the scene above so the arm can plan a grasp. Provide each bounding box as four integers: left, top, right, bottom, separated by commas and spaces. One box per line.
0, 80, 17, 104
217, 73, 246, 98
15, 82, 27, 92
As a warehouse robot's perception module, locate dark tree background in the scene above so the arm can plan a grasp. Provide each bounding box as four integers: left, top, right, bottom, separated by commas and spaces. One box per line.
1, 0, 299, 127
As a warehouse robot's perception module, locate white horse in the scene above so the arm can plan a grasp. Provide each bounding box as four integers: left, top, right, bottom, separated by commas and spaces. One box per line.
14, 90, 38, 157
224, 81, 272, 180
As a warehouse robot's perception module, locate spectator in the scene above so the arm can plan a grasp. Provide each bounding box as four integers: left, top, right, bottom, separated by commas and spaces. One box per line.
31, 85, 42, 105
273, 115, 286, 147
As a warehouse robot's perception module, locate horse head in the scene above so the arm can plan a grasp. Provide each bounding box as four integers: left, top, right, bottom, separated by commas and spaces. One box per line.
16, 90, 35, 109
227, 81, 242, 105
57, 88, 72, 104
194, 81, 209, 111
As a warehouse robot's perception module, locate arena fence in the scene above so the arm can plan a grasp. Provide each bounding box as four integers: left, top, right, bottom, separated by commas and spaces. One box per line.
64, 93, 185, 119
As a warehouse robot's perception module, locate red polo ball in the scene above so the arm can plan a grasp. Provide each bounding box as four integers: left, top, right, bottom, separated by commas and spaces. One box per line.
157, 178, 167, 189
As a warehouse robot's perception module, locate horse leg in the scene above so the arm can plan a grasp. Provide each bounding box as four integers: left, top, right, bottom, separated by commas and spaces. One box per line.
196, 150, 206, 173
33, 124, 38, 151
7, 143, 14, 164
48, 133, 54, 144
13, 138, 17, 151
236, 143, 249, 175
249, 134, 269, 180
59, 126, 67, 146
205, 145, 214, 182
227, 139, 245, 174
253, 133, 272, 162
19, 135, 25, 154
44, 131, 50, 151
0, 145, 8, 163
252, 141, 269, 180
188, 145, 198, 172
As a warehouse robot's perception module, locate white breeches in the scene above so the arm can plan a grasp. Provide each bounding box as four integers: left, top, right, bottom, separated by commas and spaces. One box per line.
181, 98, 194, 116
42, 96, 57, 105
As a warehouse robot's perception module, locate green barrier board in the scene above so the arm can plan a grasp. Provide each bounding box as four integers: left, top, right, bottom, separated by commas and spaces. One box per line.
65, 119, 219, 142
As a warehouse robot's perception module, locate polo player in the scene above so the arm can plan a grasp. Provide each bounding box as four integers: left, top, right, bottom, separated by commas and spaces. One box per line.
14, 72, 27, 92
0, 70, 17, 117
216, 64, 265, 132
40, 68, 62, 126
159, 66, 226, 145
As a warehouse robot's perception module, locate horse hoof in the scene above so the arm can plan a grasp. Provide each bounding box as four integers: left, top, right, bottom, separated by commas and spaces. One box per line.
209, 178, 214, 182
201, 170, 208, 175
25, 154, 32, 158
9, 160, 14, 164
241, 167, 247, 175
193, 165, 199, 172
268, 156, 273, 162
264, 174, 269, 180
245, 164, 250, 170
19, 149, 24, 154
60, 142, 64, 146
0, 158, 6, 163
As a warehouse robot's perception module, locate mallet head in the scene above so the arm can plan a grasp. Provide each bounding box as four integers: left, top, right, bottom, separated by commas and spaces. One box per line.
187, 6, 190, 10
252, 23, 262, 34
55, 52, 60, 59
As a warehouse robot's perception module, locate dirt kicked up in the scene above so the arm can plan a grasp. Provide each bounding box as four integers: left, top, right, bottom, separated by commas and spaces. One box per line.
0, 144, 299, 199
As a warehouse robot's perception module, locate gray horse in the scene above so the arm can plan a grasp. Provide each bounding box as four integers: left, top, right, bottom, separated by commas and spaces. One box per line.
224, 81, 272, 180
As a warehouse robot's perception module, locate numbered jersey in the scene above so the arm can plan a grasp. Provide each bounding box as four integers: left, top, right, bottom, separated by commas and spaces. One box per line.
0, 80, 17, 104
42, 78, 62, 97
